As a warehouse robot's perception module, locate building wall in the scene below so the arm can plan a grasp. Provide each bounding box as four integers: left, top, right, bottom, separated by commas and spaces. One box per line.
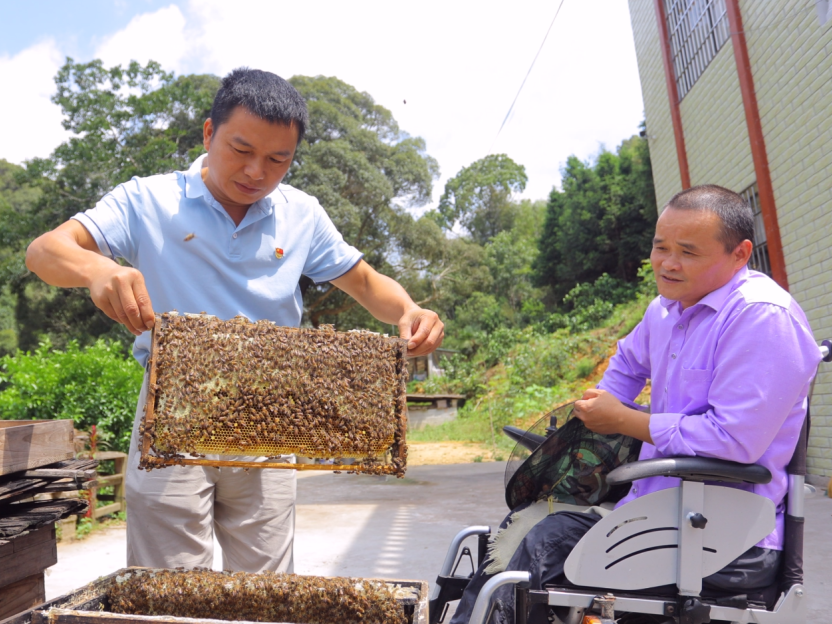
678, 42, 755, 191
740, 1, 832, 477
627, 0, 682, 207
627, 0, 832, 479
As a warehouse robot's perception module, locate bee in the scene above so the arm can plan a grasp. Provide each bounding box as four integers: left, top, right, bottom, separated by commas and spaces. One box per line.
183, 233, 196, 242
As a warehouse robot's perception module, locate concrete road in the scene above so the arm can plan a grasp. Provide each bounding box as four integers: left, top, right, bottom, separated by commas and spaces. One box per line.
46, 462, 832, 620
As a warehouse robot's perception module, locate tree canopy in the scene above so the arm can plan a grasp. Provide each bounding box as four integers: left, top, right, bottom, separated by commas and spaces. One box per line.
533, 136, 656, 300
438, 154, 528, 244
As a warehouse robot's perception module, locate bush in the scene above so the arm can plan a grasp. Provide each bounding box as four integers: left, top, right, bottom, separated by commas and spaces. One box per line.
561, 273, 638, 333
0, 339, 144, 452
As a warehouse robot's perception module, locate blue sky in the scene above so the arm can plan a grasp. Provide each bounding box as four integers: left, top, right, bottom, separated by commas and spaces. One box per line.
0, 0, 172, 58
0, 1, 646, 207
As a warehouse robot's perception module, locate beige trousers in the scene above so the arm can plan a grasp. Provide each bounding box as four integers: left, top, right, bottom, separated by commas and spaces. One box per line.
125, 377, 296, 572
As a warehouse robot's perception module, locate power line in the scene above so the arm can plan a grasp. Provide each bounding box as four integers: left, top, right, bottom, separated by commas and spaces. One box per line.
488, 0, 567, 155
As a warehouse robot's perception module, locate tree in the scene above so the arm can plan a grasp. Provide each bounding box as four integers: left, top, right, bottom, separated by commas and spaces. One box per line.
438, 154, 528, 244
533, 135, 657, 301
284, 76, 439, 328
13, 59, 220, 350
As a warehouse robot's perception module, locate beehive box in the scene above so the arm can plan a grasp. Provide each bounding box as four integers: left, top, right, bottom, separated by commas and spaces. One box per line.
139, 313, 409, 476
2, 568, 428, 624
0, 421, 74, 476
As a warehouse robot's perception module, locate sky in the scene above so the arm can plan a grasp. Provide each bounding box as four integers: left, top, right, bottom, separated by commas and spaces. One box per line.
0, 0, 646, 209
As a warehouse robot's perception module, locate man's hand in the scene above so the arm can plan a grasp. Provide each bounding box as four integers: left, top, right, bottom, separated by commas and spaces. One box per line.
573, 388, 653, 443
398, 307, 444, 356
89, 264, 155, 336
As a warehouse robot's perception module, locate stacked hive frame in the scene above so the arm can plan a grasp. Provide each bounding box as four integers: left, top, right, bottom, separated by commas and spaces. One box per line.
139, 313, 408, 476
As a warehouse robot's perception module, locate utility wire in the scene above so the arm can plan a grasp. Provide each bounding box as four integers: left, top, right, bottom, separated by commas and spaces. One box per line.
488, 0, 567, 155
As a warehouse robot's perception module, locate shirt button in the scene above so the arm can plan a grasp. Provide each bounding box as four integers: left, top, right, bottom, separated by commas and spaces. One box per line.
678, 324, 684, 330
633, 486, 638, 494
671, 353, 677, 359
232, 233, 238, 239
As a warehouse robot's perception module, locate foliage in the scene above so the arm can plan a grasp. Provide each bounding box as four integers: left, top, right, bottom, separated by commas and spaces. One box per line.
438, 154, 528, 244
533, 135, 657, 300
410, 292, 655, 450
0, 339, 144, 452
544, 273, 638, 333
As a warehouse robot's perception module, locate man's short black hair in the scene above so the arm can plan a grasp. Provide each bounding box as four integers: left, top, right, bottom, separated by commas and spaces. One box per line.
209, 68, 308, 144
665, 184, 755, 252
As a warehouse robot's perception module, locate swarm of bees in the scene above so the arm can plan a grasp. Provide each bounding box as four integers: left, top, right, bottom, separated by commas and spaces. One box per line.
138, 313, 408, 476
106, 568, 410, 624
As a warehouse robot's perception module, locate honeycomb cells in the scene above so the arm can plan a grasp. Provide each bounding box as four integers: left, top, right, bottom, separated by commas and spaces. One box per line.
106, 568, 411, 624
139, 313, 408, 476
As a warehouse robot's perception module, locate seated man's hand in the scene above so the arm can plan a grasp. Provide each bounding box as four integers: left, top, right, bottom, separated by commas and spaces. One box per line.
398, 307, 444, 356
574, 388, 653, 443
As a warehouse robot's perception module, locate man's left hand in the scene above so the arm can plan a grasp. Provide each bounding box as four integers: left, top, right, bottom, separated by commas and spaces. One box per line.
398, 307, 444, 356
573, 388, 653, 443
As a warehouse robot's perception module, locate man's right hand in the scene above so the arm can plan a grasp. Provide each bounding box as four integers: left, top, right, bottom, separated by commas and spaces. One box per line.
26, 219, 155, 336
89, 265, 155, 335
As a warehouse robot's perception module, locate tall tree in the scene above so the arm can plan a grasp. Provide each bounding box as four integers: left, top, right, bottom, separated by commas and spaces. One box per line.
533, 135, 657, 301
438, 154, 528, 244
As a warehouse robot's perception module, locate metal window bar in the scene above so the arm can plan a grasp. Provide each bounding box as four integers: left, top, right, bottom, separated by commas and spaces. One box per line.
664, 0, 730, 100
741, 183, 772, 277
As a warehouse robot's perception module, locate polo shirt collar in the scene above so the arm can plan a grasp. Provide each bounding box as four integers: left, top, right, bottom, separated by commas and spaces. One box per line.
659, 265, 749, 312
183, 155, 275, 222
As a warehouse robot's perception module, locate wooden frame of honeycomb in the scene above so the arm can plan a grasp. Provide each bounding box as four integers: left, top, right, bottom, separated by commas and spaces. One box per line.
138, 313, 408, 476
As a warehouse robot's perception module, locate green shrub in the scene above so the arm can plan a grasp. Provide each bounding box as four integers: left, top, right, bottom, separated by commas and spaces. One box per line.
0, 339, 144, 452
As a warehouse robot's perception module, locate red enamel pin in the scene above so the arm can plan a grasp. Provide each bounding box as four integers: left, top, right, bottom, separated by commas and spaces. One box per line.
275, 247, 284, 259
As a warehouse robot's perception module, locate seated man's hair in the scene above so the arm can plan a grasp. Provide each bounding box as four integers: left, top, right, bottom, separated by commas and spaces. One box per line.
666, 184, 754, 253
210, 68, 309, 144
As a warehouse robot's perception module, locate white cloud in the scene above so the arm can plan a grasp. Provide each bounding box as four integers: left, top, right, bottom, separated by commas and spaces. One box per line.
94, 4, 188, 72
0, 39, 69, 165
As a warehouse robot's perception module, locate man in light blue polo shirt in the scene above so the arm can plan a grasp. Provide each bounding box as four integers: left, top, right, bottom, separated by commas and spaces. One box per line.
26, 68, 444, 572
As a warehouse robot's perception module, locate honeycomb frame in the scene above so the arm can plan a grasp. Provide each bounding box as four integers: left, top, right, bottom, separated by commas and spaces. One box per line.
139, 313, 408, 476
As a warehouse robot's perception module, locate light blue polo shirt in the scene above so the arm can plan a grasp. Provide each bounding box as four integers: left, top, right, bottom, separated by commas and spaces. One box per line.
73, 155, 363, 367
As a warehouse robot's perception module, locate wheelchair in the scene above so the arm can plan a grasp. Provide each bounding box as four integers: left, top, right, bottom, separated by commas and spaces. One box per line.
430, 341, 832, 624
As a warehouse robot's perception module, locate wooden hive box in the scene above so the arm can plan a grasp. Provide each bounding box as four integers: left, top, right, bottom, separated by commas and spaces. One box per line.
0, 421, 75, 477
140, 313, 409, 476
0, 568, 428, 624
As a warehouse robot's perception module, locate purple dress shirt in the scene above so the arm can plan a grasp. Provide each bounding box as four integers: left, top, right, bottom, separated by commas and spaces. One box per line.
598, 266, 820, 549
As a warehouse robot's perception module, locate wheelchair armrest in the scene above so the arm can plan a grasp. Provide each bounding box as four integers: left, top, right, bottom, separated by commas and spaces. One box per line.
606, 457, 772, 485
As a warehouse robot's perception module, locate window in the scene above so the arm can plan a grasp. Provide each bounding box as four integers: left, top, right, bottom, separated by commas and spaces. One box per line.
741, 183, 772, 277
664, 0, 731, 99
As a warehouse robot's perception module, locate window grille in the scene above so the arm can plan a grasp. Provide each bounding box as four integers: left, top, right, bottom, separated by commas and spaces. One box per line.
664, 0, 731, 99
741, 183, 772, 277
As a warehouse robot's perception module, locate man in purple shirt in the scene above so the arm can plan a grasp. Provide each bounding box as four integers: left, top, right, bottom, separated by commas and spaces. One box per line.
450, 185, 820, 624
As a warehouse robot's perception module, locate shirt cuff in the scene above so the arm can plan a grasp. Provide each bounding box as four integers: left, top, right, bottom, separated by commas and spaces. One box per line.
648, 411, 696, 457
71, 213, 114, 259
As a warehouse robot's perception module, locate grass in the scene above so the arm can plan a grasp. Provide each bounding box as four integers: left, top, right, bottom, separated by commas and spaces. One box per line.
409, 292, 655, 454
